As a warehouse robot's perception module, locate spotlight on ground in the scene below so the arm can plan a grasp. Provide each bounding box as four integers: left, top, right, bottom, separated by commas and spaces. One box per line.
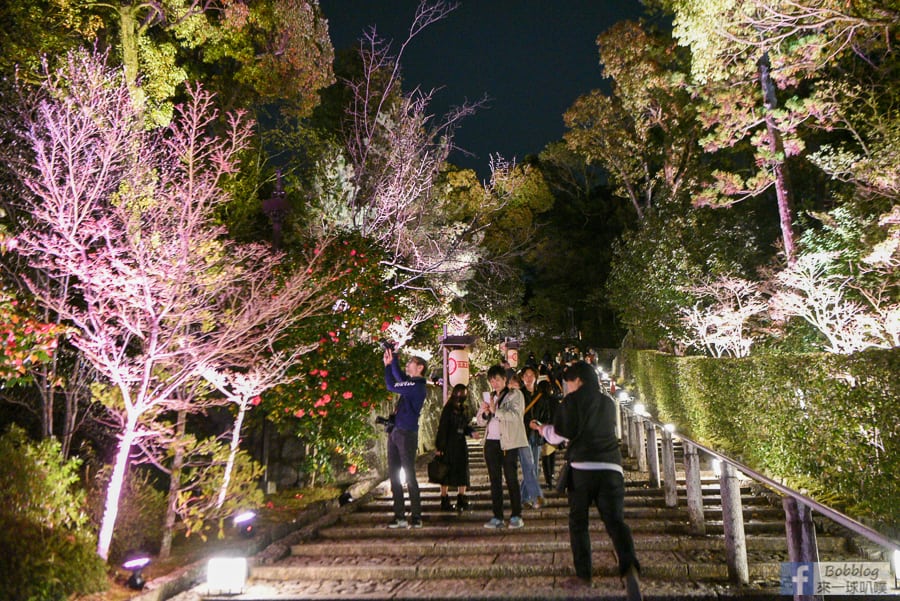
233, 510, 257, 537
122, 555, 151, 590
207, 557, 247, 595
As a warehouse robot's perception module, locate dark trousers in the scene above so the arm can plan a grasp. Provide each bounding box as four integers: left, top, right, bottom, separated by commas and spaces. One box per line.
387, 427, 421, 520
542, 452, 556, 487
483, 439, 522, 520
568, 468, 639, 579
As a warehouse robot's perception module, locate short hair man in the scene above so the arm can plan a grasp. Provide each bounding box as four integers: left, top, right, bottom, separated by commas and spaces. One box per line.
383, 347, 428, 528
477, 364, 528, 529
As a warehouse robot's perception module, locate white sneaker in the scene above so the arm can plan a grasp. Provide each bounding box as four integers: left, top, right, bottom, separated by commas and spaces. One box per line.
388, 518, 408, 529
483, 517, 504, 529
508, 516, 524, 528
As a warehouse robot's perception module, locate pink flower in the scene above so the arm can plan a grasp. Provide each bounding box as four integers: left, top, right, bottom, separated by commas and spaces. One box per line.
342, 391, 353, 399
380, 321, 390, 331
310, 369, 319, 376
250, 396, 261, 406
320, 370, 329, 377
320, 381, 328, 390
350, 249, 357, 256
294, 409, 306, 418
361, 401, 369, 408
318, 409, 328, 417
348, 465, 357, 474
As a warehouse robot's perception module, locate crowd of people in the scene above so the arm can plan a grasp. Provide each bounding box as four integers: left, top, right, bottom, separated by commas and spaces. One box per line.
381, 345, 641, 600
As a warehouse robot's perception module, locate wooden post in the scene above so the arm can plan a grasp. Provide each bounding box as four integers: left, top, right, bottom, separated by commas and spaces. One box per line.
620, 408, 630, 452
784, 497, 818, 601
635, 416, 648, 472
661, 429, 678, 507
684, 443, 706, 535
645, 421, 660, 487
720, 462, 749, 584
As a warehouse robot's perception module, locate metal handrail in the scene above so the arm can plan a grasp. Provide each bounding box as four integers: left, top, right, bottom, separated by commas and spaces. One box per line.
620, 404, 900, 554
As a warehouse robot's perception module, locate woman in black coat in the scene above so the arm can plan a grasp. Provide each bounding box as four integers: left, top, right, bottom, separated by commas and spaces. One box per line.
435, 384, 478, 511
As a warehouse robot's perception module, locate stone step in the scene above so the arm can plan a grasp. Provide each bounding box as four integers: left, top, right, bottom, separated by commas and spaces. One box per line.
365, 493, 777, 508
250, 558, 785, 583
205, 575, 783, 600
338, 505, 787, 524
290, 534, 849, 557
316, 518, 792, 538
384, 481, 756, 496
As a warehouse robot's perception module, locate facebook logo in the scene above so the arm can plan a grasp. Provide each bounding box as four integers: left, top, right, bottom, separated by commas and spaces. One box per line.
781, 562, 816, 595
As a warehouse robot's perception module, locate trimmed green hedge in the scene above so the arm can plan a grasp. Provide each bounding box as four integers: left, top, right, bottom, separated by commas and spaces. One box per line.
624, 348, 899, 528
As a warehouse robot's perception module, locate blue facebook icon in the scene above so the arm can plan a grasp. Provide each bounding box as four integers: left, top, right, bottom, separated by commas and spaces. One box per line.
781, 562, 816, 595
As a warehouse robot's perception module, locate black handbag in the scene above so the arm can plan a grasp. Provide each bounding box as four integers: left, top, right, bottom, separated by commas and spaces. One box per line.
427, 456, 449, 484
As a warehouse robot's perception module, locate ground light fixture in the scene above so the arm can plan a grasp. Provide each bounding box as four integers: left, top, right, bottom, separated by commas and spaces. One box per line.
207, 557, 248, 595
664, 423, 676, 434
233, 510, 257, 537
122, 555, 151, 590
633, 402, 647, 417
893, 549, 900, 589
617, 390, 630, 402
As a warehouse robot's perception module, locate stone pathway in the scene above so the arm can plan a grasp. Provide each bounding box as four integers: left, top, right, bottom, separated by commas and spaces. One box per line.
169, 436, 864, 600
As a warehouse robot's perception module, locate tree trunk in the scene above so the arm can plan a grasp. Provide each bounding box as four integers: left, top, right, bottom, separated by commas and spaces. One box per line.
758, 53, 797, 263
97, 411, 138, 560
159, 410, 187, 559
216, 398, 248, 509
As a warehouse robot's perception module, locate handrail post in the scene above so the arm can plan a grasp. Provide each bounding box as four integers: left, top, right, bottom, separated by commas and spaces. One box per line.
620, 408, 631, 454
661, 428, 677, 507
720, 462, 749, 584
635, 415, 648, 472
684, 442, 705, 534
784, 497, 818, 601
645, 420, 660, 487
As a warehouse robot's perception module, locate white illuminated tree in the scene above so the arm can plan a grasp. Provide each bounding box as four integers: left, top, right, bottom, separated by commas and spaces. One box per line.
6, 51, 333, 559
769, 252, 888, 353
679, 276, 767, 357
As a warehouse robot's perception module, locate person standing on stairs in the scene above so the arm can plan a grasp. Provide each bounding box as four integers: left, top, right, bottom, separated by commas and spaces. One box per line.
477, 364, 528, 529
530, 360, 643, 600
519, 366, 548, 508
383, 345, 428, 529
435, 383, 479, 511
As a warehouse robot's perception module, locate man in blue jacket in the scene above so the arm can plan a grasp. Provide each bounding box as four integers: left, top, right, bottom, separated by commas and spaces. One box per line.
383, 346, 428, 528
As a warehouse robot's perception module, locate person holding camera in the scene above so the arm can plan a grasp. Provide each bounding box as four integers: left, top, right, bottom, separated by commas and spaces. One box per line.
477, 364, 528, 529
383, 345, 428, 529
529, 360, 642, 599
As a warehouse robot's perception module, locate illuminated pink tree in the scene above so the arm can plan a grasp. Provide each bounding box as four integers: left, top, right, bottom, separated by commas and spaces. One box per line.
8, 51, 333, 559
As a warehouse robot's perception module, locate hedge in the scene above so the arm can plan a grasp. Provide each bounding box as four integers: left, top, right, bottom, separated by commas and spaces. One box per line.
623, 348, 899, 529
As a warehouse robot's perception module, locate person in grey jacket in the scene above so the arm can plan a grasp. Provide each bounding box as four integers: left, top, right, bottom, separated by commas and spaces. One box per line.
477, 364, 529, 528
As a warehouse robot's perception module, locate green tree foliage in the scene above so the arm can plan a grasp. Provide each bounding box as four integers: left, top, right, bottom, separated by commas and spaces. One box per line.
261, 235, 403, 485
608, 197, 774, 351
5, 0, 334, 125
654, 0, 899, 262
563, 22, 701, 220
0, 425, 107, 599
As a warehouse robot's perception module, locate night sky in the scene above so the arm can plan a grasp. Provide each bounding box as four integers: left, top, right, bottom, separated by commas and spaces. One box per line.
319, 1, 647, 179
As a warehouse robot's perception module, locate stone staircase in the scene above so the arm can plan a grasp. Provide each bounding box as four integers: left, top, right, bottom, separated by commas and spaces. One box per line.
213, 436, 865, 600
